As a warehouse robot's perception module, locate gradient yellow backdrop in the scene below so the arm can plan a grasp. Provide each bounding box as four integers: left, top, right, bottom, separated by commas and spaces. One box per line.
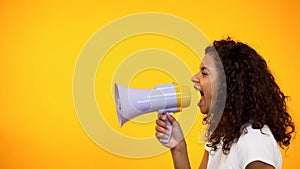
1, 0, 299, 169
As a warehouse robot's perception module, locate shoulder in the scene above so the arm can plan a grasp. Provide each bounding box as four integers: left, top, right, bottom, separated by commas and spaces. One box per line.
236, 125, 282, 169
238, 125, 275, 145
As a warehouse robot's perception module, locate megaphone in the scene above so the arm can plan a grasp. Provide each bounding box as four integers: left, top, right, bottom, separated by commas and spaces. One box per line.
114, 82, 191, 143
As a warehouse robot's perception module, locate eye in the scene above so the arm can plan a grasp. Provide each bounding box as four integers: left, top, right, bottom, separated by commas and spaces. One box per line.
202, 71, 208, 76
200, 67, 209, 76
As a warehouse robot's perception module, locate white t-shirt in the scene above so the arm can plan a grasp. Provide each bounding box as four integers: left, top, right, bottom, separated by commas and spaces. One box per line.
205, 125, 282, 169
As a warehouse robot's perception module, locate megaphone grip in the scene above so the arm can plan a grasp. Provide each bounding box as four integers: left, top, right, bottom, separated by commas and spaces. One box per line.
159, 112, 173, 144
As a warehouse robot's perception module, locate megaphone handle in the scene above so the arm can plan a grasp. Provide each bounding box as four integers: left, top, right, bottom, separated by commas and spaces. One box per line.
159, 112, 173, 144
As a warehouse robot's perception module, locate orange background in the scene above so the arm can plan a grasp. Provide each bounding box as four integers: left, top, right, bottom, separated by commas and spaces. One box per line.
1, 0, 299, 168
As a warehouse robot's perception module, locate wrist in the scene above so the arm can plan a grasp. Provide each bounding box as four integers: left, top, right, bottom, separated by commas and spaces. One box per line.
171, 139, 187, 153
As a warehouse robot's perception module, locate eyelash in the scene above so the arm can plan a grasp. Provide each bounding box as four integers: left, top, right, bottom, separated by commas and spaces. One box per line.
202, 72, 208, 76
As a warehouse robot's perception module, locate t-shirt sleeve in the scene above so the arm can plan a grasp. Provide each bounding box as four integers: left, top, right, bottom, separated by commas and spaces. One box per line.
237, 130, 280, 169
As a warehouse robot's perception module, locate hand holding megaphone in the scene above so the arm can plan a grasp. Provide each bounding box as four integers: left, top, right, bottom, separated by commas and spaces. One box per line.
114, 82, 191, 144
156, 112, 185, 148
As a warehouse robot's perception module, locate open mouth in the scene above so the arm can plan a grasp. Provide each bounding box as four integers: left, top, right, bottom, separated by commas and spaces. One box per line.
194, 87, 204, 104
194, 86, 204, 97
200, 91, 204, 97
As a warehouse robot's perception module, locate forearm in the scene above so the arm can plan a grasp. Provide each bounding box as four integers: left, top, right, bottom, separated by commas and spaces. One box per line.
170, 139, 191, 169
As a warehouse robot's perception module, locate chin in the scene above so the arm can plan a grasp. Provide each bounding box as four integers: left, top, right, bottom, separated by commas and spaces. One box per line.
199, 107, 208, 115
200, 108, 208, 114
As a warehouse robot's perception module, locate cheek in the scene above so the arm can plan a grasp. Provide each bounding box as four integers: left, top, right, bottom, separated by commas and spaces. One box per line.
202, 79, 212, 94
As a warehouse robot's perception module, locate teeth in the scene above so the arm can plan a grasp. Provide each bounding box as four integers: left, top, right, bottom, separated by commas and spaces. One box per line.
194, 87, 200, 91
194, 87, 204, 96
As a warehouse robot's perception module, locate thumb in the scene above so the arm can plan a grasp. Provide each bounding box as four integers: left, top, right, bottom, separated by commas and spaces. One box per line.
166, 112, 176, 124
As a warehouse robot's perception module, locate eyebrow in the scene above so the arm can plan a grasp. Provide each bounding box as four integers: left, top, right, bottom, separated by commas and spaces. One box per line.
200, 66, 209, 71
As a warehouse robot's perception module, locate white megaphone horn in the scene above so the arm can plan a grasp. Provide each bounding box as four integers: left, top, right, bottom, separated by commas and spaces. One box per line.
114, 82, 191, 143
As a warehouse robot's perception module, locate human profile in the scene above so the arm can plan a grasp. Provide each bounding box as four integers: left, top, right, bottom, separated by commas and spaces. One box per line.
155, 37, 295, 169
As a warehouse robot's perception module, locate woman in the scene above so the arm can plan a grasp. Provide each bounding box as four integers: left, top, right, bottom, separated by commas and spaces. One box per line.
155, 38, 295, 169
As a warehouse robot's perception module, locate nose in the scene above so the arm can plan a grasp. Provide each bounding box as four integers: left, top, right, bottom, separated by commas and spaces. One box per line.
191, 73, 200, 83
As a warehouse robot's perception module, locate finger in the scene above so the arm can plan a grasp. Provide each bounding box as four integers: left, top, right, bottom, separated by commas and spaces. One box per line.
158, 114, 166, 121
156, 132, 169, 139
156, 119, 168, 129
155, 125, 169, 135
166, 112, 176, 124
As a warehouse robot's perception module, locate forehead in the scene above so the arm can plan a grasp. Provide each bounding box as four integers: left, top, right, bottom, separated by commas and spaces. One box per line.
200, 54, 216, 68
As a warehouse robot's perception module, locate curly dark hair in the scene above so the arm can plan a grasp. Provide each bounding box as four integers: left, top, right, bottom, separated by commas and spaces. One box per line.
205, 37, 295, 155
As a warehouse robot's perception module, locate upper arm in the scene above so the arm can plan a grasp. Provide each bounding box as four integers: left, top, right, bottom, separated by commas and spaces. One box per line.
246, 161, 275, 169
199, 150, 209, 169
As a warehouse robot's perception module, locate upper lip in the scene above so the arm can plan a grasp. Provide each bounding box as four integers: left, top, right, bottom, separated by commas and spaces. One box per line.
194, 86, 204, 96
